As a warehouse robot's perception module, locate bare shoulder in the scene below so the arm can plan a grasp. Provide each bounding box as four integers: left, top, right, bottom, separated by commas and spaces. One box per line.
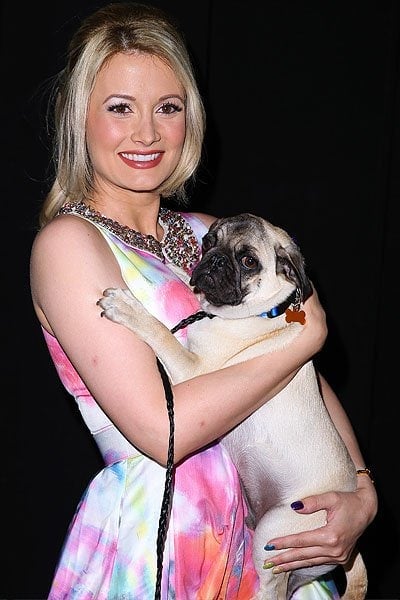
31, 214, 120, 277
189, 211, 218, 229
30, 214, 125, 332
31, 214, 105, 257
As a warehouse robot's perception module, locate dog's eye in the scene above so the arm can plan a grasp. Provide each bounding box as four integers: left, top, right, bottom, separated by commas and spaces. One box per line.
241, 255, 258, 270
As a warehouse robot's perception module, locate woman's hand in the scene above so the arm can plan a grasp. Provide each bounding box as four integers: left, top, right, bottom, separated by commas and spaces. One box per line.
296, 282, 328, 359
262, 477, 377, 573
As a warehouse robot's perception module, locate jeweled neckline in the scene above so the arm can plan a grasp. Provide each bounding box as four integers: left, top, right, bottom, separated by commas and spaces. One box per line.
58, 201, 201, 274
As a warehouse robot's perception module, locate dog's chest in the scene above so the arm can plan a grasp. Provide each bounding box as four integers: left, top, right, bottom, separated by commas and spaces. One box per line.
228, 361, 322, 441
187, 315, 301, 370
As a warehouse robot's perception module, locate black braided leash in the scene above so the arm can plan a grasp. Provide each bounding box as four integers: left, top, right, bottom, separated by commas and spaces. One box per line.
154, 358, 175, 600
154, 310, 214, 600
170, 309, 215, 334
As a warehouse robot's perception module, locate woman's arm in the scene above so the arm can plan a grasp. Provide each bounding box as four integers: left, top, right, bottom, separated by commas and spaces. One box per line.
260, 375, 378, 573
319, 375, 373, 474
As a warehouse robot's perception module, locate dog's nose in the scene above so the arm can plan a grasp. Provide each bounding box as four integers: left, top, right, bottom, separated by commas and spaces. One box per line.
210, 254, 227, 269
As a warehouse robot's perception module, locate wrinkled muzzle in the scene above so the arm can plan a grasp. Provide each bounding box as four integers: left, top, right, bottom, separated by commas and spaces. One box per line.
190, 250, 245, 306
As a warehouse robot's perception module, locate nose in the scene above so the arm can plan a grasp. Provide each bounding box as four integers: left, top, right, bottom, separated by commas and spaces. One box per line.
210, 254, 227, 270
131, 112, 161, 146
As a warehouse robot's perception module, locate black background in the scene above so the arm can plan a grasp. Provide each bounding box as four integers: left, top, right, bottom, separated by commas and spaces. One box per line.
4, 1, 399, 598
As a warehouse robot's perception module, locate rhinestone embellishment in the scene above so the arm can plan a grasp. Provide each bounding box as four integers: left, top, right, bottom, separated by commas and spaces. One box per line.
58, 201, 201, 273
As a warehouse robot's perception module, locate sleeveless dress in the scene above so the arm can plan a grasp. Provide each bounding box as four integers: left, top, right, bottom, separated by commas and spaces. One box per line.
43, 203, 340, 600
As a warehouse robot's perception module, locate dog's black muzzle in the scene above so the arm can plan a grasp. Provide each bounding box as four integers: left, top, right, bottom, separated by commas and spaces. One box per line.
190, 251, 244, 307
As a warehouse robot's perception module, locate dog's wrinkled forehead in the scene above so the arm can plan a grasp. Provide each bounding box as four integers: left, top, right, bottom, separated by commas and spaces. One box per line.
207, 213, 290, 249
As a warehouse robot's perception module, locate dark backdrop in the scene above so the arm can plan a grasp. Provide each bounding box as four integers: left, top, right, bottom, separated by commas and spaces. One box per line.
4, 1, 399, 598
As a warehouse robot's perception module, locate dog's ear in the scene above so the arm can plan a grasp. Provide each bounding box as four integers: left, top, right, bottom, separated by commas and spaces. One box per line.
201, 229, 218, 254
200, 218, 224, 254
276, 245, 313, 303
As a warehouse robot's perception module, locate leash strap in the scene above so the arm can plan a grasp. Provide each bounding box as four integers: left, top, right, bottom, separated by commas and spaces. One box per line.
154, 358, 175, 600
170, 310, 215, 334
154, 310, 213, 599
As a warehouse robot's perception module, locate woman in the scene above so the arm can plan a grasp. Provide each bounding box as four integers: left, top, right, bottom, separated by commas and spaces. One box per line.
30, 2, 377, 598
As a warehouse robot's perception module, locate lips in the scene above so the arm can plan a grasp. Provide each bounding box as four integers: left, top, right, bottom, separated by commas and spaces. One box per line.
119, 151, 163, 169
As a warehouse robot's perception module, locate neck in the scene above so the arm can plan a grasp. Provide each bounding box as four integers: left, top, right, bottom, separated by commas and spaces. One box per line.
86, 196, 162, 238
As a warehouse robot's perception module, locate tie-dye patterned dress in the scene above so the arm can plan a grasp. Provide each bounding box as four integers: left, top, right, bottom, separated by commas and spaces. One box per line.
43, 204, 339, 599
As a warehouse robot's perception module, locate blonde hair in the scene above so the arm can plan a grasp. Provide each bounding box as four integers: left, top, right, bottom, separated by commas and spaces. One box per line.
40, 2, 206, 227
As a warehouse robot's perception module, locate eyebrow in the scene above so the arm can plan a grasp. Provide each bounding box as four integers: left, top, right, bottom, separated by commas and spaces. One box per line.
103, 93, 185, 104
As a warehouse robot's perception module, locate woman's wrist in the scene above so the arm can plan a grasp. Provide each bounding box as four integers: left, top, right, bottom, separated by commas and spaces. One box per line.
355, 470, 378, 524
302, 290, 328, 353
356, 467, 375, 484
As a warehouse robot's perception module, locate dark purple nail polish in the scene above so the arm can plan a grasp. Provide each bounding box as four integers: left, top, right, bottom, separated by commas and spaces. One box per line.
291, 500, 304, 510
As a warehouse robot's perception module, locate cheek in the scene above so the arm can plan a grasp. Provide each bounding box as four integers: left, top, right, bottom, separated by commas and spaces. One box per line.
86, 114, 123, 152
167, 120, 186, 149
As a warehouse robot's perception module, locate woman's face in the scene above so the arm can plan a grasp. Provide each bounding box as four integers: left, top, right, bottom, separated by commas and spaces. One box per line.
86, 52, 186, 195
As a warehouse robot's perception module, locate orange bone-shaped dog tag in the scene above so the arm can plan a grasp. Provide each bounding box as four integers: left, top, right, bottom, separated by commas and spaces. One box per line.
285, 308, 306, 325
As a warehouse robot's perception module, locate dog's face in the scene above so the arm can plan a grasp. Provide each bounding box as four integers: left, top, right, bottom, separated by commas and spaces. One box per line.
190, 213, 312, 318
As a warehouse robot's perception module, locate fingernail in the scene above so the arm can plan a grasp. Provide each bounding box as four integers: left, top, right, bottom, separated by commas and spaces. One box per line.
272, 566, 283, 574
264, 544, 275, 551
263, 561, 274, 570
291, 500, 304, 510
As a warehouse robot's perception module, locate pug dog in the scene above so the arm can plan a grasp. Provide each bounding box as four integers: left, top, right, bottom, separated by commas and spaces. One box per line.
97, 213, 367, 599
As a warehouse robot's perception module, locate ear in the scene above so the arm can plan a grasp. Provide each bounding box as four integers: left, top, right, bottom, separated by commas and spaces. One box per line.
276, 244, 313, 303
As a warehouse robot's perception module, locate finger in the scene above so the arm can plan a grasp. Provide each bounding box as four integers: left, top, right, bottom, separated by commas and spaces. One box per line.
262, 551, 335, 573
264, 523, 331, 551
262, 531, 350, 568
289, 491, 339, 515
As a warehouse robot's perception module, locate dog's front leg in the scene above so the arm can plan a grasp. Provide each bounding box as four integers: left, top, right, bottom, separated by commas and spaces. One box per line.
97, 287, 200, 383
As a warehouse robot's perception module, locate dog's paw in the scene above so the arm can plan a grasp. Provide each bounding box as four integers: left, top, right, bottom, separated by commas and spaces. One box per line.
97, 287, 143, 326
97, 287, 167, 346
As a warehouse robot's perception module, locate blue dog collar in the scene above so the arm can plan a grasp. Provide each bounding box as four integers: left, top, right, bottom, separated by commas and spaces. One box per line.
259, 289, 300, 319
